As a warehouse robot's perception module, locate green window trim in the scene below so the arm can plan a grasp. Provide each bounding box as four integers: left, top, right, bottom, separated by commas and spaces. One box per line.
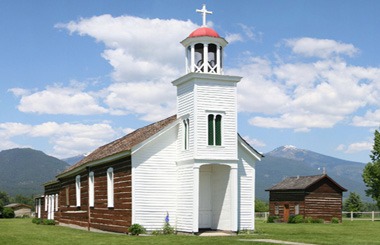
208, 114, 222, 146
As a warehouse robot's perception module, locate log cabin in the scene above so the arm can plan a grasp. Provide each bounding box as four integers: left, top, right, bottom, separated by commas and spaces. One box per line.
266, 174, 347, 222
35, 5, 263, 234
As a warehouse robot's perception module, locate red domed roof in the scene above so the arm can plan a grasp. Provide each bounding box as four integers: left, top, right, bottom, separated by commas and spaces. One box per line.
189, 27, 220, 38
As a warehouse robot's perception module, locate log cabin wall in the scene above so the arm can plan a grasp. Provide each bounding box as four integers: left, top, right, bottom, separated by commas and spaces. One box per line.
304, 178, 343, 221
267, 176, 344, 222
40, 181, 60, 220
268, 191, 306, 221
57, 156, 132, 233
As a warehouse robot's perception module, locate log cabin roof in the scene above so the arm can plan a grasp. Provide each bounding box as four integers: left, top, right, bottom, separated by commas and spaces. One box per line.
58, 115, 178, 177
265, 174, 347, 192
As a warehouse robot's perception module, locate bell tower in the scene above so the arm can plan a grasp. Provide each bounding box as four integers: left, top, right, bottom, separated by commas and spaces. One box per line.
181, 4, 227, 75
173, 5, 241, 161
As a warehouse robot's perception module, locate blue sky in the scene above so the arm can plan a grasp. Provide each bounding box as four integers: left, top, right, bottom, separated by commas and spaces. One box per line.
0, 0, 379, 163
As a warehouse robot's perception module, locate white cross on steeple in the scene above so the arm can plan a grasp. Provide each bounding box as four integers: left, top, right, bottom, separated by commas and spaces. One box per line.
196, 4, 212, 27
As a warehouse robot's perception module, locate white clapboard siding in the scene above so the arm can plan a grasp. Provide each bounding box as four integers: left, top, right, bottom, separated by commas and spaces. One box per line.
238, 144, 257, 230
132, 125, 178, 231
176, 81, 195, 161
176, 163, 195, 232
194, 81, 238, 160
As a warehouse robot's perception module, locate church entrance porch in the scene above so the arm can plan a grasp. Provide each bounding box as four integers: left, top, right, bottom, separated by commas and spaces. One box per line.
198, 164, 237, 231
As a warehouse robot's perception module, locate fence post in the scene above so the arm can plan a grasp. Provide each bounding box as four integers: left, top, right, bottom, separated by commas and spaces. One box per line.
372, 211, 375, 222
350, 211, 353, 221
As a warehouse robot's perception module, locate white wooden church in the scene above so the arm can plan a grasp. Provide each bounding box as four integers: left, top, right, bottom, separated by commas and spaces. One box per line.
37, 5, 263, 234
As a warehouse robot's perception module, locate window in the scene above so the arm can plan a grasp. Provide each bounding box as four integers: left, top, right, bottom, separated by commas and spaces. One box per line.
275, 205, 279, 215
44, 195, 48, 211
55, 194, 59, 211
75, 175, 81, 207
295, 204, 300, 215
107, 168, 114, 208
88, 171, 95, 207
183, 118, 190, 150
65, 187, 69, 206
208, 114, 222, 146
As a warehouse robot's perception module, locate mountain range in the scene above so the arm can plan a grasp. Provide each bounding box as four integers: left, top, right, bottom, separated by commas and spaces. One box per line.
0, 148, 69, 197
0, 146, 371, 203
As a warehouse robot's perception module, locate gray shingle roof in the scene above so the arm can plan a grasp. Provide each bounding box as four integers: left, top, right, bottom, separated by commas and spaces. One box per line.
265, 174, 347, 191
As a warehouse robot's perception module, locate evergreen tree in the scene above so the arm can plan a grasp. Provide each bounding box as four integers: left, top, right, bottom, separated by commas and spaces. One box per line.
0, 191, 10, 207
343, 192, 364, 212
363, 129, 380, 208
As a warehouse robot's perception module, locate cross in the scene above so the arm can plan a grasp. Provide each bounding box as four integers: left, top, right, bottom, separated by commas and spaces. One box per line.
196, 4, 212, 27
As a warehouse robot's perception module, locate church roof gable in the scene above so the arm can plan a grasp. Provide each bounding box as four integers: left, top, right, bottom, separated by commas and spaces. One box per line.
58, 115, 177, 177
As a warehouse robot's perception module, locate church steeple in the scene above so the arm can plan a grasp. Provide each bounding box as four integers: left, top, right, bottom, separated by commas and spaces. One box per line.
181, 4, 227, 75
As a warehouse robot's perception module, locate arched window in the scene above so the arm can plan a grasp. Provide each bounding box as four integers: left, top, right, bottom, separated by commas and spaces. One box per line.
75, 175, 81, 207
107, 168, 114, 208
88, 171, 95, 207
208, 114, 222, 146
183, 119, 190, 150
208, 114, 214, 145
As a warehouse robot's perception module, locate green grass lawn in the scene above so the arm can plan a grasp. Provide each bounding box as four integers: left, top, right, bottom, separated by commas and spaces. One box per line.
1, 218, 380, 245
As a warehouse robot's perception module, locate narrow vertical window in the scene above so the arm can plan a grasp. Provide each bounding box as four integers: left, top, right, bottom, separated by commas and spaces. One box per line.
275, 205, 279, 215
107, 168, 114, 208
215, 115, 222, 145
208, 114, 214, 145
55, 194, 59, 211
208, 114, 222, 146
65, 187, 69, 206
295, 204, 300, 215
89, 171, 95, 207
75, 175, 81, 207
38, 198, 41, 218
183, 119, 189, 150
44, 195, 48, 211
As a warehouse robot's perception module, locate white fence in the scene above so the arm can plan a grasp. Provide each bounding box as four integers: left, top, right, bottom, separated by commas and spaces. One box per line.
255, 212, 269, 220
342, 211, 380, 221
255, 212, 380, 221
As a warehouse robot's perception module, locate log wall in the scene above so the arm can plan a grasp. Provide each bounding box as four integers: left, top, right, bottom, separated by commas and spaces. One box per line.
56, 156, 132, 233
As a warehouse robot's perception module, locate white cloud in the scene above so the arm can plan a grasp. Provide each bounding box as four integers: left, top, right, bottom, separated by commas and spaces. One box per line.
352, 109, 380, 127
0, 121, 119, 158
57, 14, 196, 83
225, 33, 243, 43
105, 81, 176, 121
11, 83, 107, 115
335, 144, 346, 152
337, 141, 372, 154
241, 135, 266, 148
52, 15, 196, 121
285, 37, 358, 58
232, 38, 380, 131
225, 24, 262, 43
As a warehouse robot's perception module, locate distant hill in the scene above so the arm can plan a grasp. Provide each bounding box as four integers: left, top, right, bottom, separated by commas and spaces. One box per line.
61, 154, 86, 165
256, 145, 370, 202
0, 148, 69, 197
